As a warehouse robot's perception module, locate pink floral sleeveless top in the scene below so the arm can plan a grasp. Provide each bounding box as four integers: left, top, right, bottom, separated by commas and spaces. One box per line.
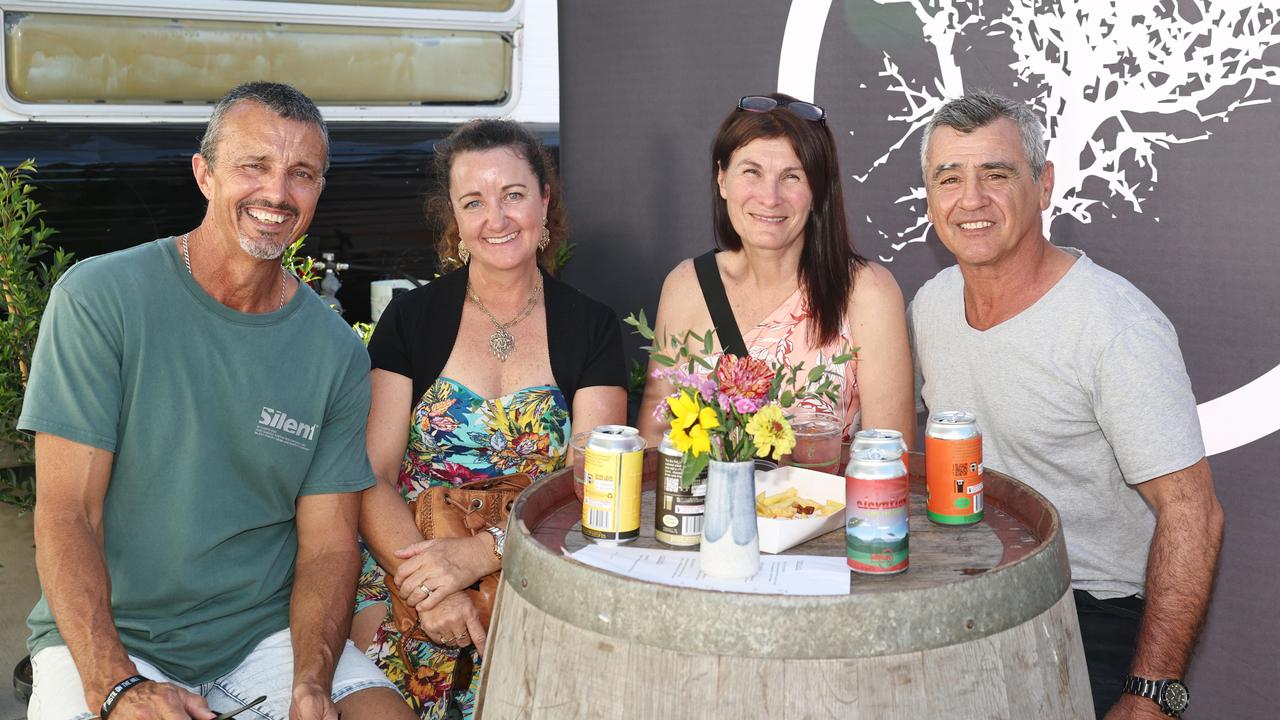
742, 289, 860, 437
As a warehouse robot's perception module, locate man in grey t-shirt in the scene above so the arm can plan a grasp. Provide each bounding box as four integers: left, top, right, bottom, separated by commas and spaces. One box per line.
909, 92, 1223, 719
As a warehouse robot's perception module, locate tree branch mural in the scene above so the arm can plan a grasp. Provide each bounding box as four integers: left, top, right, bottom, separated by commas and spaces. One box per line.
860, 0, 1280, 259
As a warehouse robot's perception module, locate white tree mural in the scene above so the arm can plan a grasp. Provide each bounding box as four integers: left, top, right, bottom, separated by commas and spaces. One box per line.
860, 0, 1280, 257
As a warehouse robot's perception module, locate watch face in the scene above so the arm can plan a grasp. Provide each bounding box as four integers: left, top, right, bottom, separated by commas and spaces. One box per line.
1161, 682, 1189, 713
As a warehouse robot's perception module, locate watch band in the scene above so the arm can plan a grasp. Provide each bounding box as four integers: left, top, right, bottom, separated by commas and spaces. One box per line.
100, 674, 148, 719
1123, 675, 1189, 717
486, 526, 506, 558
1123, 675, 1158, 700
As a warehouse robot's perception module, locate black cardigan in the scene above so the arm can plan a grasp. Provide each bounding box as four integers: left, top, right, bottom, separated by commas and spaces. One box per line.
368, 265, 626, 409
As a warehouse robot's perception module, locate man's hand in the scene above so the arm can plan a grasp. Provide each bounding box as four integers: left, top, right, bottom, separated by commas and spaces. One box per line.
1103, 692, 1167, 719
109, 681, 215, 720
290, 682, 338, 720
415, 590, 488, 657
392, 534, 499, 611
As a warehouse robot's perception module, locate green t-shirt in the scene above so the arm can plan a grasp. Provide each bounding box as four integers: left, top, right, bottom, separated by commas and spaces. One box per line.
19, 239, 375, 684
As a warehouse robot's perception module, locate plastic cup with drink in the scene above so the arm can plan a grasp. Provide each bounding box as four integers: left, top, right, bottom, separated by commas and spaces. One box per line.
781, 410, 843, 475
570, 430, 591, 501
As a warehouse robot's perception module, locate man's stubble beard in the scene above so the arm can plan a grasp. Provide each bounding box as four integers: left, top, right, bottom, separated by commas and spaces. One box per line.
239, 232, 289, 260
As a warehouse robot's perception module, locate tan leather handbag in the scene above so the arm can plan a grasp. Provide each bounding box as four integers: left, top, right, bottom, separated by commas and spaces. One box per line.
385, 472, 531, 644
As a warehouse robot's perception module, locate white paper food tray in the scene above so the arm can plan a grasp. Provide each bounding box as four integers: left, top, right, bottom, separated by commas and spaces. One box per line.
754, 465, 845, 554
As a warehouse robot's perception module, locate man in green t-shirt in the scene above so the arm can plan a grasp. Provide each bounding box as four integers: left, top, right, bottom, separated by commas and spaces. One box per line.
19, 82, 413, 720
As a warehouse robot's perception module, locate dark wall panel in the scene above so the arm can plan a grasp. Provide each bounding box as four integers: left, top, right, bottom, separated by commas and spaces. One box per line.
560, 1, 1280, 716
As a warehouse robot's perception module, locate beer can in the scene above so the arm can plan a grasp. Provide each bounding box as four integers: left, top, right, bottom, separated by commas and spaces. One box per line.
925, 411, 984, 526
581, 425, 646, 544
845, 448, 909, 574
851, 428, 908, 470
654, 431, 707, 547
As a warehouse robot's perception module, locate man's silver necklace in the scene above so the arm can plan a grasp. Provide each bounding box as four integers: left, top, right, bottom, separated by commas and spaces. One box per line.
467, 277, 542, 362
180, 233, 287, 310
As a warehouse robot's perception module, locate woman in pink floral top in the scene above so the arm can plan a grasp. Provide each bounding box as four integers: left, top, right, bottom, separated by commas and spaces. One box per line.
637, 93, 913, 446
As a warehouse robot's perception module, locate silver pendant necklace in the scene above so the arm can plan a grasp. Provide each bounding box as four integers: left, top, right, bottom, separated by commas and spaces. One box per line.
467, 276, 542, 362
181, 233, 287, 310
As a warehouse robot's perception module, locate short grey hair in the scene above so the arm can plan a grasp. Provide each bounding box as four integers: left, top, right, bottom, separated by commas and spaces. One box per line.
920, 91, 1046, 180
199, 81, 330, 173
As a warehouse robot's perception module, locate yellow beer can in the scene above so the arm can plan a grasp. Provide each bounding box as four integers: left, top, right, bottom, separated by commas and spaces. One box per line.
581, 425, 646, 544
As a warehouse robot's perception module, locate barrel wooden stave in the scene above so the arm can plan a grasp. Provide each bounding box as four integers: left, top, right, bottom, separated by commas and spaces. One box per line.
481, 587, 1091, 719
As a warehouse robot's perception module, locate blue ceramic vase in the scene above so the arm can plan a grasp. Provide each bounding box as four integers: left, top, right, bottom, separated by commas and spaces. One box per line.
699, 459, 760, 579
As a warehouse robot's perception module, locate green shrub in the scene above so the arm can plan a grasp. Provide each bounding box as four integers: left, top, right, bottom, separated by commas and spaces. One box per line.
1, 160, 71, 508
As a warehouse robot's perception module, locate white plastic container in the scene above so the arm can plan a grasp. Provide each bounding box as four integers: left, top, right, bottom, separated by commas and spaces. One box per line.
754, 465, 845, 554
370, 279, 419, 323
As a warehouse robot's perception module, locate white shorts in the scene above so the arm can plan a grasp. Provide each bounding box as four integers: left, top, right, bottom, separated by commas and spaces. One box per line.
27, 627, 399, 720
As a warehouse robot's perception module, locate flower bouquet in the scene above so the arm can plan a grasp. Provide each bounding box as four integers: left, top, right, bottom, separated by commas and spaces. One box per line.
624, 310, 852, 485
624, 311, 853, 579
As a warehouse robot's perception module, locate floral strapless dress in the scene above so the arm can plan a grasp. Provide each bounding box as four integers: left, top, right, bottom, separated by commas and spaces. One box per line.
355, 376, 570, 718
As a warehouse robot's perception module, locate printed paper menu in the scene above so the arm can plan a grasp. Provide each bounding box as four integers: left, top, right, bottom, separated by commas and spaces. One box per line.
569, 545, 850, 595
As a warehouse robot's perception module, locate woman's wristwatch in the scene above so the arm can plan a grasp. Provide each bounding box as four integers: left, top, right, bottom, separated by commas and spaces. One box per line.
485, 526, 506, 558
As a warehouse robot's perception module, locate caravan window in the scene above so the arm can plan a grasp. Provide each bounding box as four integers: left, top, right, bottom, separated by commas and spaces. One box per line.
4, 11, 512, 106
267, 1, 514, 9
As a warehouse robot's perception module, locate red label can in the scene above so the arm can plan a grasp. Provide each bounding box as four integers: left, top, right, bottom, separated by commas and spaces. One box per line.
845, 449, 909, 574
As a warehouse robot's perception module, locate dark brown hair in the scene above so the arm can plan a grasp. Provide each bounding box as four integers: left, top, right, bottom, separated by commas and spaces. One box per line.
711, 93, 865, 346
427, 119, 567, 273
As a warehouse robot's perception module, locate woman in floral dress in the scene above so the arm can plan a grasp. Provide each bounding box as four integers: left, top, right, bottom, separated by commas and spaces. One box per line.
354, 120, 627, 718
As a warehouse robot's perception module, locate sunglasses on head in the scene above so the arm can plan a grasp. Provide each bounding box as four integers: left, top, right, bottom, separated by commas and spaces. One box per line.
737, 95, 826, 122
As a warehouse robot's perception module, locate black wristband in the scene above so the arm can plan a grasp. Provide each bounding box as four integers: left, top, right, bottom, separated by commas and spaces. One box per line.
100, 674, 148, 719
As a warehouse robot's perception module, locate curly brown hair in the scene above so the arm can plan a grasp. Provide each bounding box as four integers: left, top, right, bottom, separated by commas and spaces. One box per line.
427, 119, 567, 274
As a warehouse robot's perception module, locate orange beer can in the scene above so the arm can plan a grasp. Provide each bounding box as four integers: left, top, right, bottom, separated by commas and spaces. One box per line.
925, 411, 984, 525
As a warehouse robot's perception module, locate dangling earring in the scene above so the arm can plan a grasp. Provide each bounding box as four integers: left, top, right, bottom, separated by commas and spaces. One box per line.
538, 223, 550, 252
457, 237, 471, 264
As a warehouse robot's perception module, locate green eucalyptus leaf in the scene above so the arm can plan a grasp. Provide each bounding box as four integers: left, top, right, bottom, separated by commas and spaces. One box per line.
683, 452, 710, 490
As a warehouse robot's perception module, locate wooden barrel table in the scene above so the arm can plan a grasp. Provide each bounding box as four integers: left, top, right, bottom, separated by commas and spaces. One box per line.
477, 451, 1093, 719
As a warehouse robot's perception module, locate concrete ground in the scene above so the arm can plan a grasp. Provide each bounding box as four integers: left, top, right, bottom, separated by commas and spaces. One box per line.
0, 503, 35, 720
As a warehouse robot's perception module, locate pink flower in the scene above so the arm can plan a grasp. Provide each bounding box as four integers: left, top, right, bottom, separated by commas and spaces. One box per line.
723, 393, 767, 414
657, 367, 717, 403
652, 396, 674, 422
715, 354, 774, 409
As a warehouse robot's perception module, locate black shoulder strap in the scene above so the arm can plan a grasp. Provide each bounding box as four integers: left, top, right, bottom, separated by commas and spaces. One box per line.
693, 250, 748, 357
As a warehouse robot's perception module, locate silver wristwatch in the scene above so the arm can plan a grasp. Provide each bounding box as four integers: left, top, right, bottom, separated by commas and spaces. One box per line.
485, 526, 506, 558
1123, 675, 1189, 717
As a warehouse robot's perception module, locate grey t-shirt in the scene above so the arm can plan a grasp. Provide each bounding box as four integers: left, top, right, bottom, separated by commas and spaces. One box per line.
909, 248, 1204, 598
19, 239, 375, 683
